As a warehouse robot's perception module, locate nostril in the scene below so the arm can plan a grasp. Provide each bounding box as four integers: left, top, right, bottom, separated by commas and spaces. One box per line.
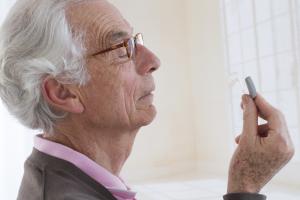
150, 67, 156, 73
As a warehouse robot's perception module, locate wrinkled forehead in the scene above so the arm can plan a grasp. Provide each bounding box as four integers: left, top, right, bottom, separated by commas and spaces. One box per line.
66, 0, 133, 50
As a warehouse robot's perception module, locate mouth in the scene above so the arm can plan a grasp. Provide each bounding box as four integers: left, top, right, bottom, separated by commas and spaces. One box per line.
138, 93, 154, 106
139, 85, 155, 100
138, 86, 155, 105
139, 92, 153, 100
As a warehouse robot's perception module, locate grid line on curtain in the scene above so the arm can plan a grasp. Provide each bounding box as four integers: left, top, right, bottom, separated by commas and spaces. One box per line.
222, 0, 300, 162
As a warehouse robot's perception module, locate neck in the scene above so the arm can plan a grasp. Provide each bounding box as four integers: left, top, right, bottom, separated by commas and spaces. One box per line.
43, 127, 139, 176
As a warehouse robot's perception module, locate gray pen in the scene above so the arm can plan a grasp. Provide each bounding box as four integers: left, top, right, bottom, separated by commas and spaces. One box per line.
245, 76, 257, 99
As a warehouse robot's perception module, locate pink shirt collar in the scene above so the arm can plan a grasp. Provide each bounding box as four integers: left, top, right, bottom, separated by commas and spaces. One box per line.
34, 135, 136, 200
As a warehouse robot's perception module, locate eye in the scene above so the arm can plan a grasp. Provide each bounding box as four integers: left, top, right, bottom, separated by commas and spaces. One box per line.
115, 47, 128, 58
119, 54, 128, 58
110, 47, 129, 64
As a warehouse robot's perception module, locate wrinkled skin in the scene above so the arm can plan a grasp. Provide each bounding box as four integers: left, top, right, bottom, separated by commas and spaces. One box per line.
228, 94, 294, 193
42, 0, 160, 175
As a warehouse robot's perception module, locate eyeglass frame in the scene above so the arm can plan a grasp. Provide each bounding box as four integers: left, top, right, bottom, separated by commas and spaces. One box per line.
92, 33, 144, 59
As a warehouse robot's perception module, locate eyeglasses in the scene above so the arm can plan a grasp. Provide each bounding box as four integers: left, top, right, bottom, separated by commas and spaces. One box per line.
92, 33, 144, 59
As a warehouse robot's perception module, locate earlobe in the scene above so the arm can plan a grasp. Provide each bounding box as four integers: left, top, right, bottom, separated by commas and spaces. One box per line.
41, 77, 85, 114
70, 98, 85, 113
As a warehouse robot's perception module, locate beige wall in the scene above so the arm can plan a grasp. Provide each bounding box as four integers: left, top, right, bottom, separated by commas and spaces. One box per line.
109, 0, 232, 183
0, 1, 298, 198
187, 0, 232, 176
109, 0, 198, 182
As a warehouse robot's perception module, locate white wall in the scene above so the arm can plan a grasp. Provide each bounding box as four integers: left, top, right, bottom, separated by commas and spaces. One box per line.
109, 0, 233, 182
4, 0, 287, 198
1, 0, 231, 187
108, 0, 199, 182
111, 0, 300, 189
0, 0, 253, 198
186, 0, 232, 177
0, 1, 203, 198
2, 0, 299, 198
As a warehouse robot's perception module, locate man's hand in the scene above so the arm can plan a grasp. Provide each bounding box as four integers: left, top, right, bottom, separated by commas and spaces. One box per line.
227, 94, 294, 193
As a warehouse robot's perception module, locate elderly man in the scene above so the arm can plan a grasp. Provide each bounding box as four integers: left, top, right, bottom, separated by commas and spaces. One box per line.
0, 0, 294, 200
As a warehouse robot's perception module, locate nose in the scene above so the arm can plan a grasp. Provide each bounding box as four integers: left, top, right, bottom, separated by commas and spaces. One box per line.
135, 44, 161, 75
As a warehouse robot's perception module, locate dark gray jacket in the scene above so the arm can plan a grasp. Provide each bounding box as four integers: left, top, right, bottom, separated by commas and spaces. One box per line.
17, 149, 117, 200
17, 149, 266, 200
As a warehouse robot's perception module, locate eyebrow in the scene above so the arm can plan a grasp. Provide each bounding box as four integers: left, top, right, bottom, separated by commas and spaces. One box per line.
109, 30, 130, 43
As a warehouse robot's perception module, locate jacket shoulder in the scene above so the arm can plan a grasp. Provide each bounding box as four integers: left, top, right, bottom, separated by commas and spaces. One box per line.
17, 149, 116, 200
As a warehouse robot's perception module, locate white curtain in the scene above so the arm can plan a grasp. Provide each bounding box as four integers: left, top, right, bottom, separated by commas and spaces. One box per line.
0, 1, 37, 199
223, 0, 300, 184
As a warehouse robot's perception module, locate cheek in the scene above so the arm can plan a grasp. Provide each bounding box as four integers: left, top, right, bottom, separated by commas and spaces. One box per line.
82, 62, 123, 111
82, 76, 126, 126
120, 65, 139, 105
83, 60, 139, 123
123, 76, 138, 101
91, 73, 123, 107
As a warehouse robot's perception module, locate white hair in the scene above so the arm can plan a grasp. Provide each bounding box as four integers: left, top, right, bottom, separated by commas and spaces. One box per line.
0, 0, 89, 133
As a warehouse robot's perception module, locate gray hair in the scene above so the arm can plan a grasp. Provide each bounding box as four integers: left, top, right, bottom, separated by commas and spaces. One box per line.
0, 0, 89, 133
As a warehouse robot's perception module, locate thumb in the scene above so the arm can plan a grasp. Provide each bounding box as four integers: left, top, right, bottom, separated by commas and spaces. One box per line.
242, 94, 258, 137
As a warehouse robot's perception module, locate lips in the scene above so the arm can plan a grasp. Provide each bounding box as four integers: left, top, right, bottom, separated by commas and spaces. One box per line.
139, 92, 153, 100
138, 93, 154, 105
138, 87, 155, 100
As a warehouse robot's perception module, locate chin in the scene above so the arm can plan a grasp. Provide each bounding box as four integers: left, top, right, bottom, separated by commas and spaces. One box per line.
137, 105, 157, 127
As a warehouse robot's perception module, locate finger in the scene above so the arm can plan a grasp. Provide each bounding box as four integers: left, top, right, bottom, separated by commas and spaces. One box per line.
254, 94, 278, 120
255, 94, 288, 135
242, 94, 258, 137
236, 124, 269, 145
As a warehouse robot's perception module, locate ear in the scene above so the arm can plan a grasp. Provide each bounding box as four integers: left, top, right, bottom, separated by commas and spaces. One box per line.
41, 77, 84, 114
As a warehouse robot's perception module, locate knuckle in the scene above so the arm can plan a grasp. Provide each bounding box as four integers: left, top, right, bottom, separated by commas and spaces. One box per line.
273, 109, 283, 117
283, 147, 295, 161
277, 139, 294, 158
286, 143, 295, 157
272, 109, 288, 126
